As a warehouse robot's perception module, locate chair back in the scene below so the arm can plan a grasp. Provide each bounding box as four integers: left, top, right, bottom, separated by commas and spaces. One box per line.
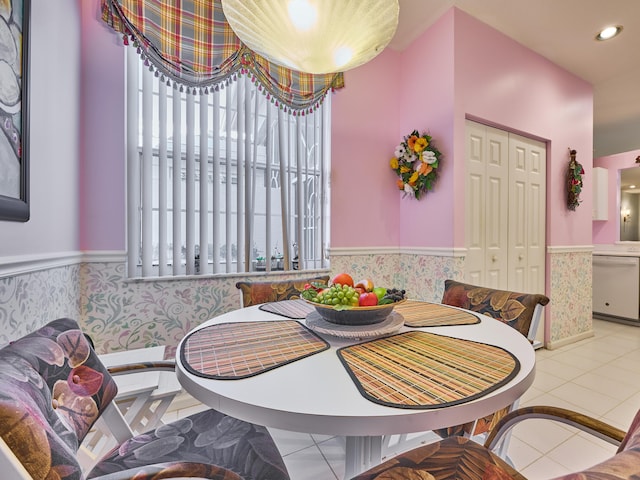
549, 407, 640, 479
0, 318, 118, 480
236, 275, 330, 307
441, 279, 549, 341
619, 408, 640, 452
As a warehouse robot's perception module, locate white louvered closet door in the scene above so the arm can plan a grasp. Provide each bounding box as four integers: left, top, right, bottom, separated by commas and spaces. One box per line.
507, 133, 546, 293
465, 122, 509, 288
464, 120, 547, 341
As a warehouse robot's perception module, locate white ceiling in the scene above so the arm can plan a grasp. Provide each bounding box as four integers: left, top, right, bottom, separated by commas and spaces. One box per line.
389, 0, 640, 157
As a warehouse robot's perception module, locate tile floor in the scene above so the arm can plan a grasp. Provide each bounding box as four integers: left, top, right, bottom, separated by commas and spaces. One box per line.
169, 318, 640, 479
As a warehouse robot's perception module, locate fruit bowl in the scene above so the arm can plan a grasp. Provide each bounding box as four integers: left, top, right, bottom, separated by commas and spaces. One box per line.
303, 299, 406, 326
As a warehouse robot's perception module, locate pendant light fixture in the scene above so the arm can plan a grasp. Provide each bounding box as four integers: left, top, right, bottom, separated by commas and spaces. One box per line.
221, 0, 400, 74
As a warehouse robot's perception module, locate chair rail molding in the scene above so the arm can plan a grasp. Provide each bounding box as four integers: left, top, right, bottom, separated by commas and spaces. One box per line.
82, 251, 127, 263
0, 251, 83, 278
546, 245, 594, 254
0, 250, 126, 278
329, 246, 467, 257
401, 247, 467, 257
328, 246, 400, 256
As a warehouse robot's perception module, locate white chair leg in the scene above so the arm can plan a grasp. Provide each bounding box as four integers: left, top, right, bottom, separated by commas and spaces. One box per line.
495, 400, 520, 460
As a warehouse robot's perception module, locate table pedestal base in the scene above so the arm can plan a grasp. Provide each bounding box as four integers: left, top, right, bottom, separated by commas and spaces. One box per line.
344, 436, 383, 479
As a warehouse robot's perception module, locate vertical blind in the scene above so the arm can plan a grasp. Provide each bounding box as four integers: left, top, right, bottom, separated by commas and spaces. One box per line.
127, 47, 331, 278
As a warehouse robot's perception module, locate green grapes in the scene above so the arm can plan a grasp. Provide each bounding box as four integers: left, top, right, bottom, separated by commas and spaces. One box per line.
313, 284, 359, 306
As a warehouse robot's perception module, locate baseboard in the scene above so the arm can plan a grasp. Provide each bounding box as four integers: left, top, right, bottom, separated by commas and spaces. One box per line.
545, 329, 594, 350
593, 313, 640, 327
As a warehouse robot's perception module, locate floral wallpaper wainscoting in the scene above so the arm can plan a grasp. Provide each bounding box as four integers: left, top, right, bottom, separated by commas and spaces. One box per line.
1, 248, 591, 352
329, 251, 402, 292
80, 261, 332, 355
0, 264, 80, 346
547, 247, 594, 347
400, 252, 465, 302
80, 262, 240, 354
329, 248, 465, 303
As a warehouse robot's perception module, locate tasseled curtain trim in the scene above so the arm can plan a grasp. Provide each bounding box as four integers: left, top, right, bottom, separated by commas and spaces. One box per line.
101, 0, 345, 114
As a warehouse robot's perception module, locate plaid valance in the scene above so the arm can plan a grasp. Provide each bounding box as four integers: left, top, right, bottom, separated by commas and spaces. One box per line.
101, 0, 345, 112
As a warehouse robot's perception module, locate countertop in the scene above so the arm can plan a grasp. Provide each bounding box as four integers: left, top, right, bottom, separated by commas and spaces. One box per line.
593, 244, 640, 257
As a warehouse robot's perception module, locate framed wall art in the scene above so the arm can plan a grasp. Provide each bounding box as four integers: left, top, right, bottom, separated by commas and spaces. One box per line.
0, 0, 30, 222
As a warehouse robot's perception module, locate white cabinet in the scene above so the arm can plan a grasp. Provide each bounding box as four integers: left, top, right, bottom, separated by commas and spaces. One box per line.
593, 255, 639, 320
593, 167, 608, 220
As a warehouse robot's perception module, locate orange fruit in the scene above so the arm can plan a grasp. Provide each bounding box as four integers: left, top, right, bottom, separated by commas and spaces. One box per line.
331, 273, 354, 287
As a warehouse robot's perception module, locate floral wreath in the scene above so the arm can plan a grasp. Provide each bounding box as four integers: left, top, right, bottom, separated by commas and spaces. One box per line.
390, 130, 442, 199
567, 148, 583, 211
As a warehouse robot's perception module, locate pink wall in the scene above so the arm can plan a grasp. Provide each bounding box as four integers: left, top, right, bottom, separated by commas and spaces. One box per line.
81, 6, 594, 253
397, 10, 456, 248
593, 149, 640, 244
331, 49, 402, 247
79, 2, 126, 251
454, 9, 594, 247
330, 8, 593, 249
331, 11, 457, 249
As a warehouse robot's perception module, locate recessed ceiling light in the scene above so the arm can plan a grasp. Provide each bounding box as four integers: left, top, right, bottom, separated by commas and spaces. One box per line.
596, 25, 623, 41
631, 185, 637, 189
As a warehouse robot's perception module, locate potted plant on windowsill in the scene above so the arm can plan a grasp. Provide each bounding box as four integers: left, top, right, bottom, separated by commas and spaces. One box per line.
270, 246, 284, 270
255, 256, 266, 271
271, 255, 284, 270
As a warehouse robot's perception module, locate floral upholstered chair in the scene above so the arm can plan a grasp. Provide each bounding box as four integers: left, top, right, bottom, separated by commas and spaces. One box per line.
236, 275, 330, 307
435, 279, 550, 438
0, 318, 290, 480
441, 279, 550, 342
352, 405, 639, 480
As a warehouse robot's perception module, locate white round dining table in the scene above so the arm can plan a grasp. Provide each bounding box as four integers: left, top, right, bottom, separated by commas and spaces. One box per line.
175, 303, 535, 479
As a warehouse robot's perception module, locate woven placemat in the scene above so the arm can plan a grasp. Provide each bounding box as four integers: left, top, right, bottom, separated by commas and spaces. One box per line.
259, 299, 315, 319
337, 331, 519, 409
181, 320, 329, 380
395, 300, 480, 327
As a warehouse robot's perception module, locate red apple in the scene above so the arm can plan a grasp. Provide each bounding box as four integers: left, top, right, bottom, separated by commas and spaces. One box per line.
331, 272, 354, 287
303, 283, 321, 293
359, 292, 378, 307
